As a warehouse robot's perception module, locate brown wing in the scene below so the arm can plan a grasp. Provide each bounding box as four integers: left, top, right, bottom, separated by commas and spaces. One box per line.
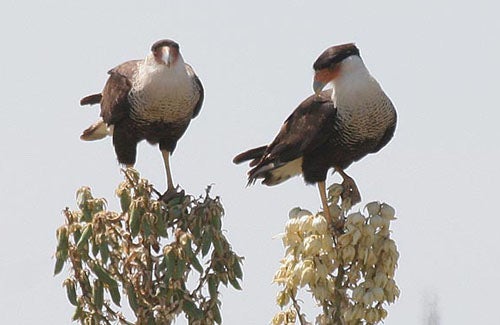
240, 90, 337, 183
185, 63, 204, 119
99, 60, 141, 124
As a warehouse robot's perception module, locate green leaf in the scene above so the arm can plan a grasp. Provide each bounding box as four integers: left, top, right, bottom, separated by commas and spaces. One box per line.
208, 275, 218, 300
229, 277, 242, 290
213, 237, 223, 255
99, 242, 109, 264
72, 300, 84, 321
182, 299, 203, 320
90, 262, 117, 288
126, 284, 139, 313
129, 202, 143, 237
212, 303, 222, 324
93, 280, 104, 310
191, 256, 203, 274
174, 260, 185, 279
63, 279, 77, 306
76, 224, 93, 251
54, 253, 65, 276
91, 236, 99, 257
211, 214, 222, 231
232, 257, 243, 280
201, 230, 212, 257
164, 251, 175, 284
108, 284, 121, 306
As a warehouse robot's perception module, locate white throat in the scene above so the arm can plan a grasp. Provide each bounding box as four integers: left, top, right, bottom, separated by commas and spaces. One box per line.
134, 54, 190, 97
330, 56, 383, 109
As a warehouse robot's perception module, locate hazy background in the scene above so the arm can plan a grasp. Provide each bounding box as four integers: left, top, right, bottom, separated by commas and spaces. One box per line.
1, 0, 499, 324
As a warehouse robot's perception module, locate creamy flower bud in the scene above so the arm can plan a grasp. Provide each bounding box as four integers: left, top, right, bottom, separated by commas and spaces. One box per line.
380, 203, 396, 220
303, 235, 322, 256
328, 184, 344, 197
373, 272, 388, 288
362, 290, 375, 306
276, 291, 290, 306
384, 279, 399, 303
300, 266, 316, 286
311, 215, 328, 234
298, 214, 314, 233
365, 308, 379, 322
369, 215, 385, 229
321, 235, 334, 252
352, 286, 365, 302
346, 212, 365, 226
365, 201, 381, 216
285, 218, 300, 233
272, 312, 286, 325
338, 233, 352, 247
328, 204, 342, 220
342, 245, 356, 262
371, 287, 385, 301
351, 229, 362, 245
364, 250, 378, 266
288, 207, 302, 219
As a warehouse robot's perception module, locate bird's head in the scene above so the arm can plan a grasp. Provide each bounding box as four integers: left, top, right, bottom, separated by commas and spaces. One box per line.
313, 43, 360, 95
150, 39, 181, 67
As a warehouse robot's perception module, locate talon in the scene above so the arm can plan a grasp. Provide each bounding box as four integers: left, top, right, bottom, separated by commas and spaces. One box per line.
160, 186, 185, 203
337, 169, 362, 206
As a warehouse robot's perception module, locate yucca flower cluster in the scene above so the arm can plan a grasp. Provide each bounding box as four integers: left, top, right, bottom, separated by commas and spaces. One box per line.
272, 184, 400, 325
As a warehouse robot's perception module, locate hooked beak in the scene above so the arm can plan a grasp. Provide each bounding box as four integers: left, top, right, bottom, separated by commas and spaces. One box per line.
313, 68, 338, 96
153, 46, 175, 66
313, 79, 326, 96
161, 47, 171, 67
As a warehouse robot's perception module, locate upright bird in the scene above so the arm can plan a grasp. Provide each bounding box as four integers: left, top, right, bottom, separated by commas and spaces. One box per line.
80, 39, 204, 198
233, 43, 396, 225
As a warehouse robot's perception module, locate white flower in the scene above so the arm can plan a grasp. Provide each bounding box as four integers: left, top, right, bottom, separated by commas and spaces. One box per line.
362, 290, 375, 306
300, 266, 316, 286
288, 207, 302, 219
369, 215, 385, 229
352, 287, 365, 302
346, 212, 365, 226
298, 214, 314, 233
338, 233, 352, 247
303, 235, 322, 256
342, 245, 356, 262
351, 229, 362, 245
285, 217, 300, 234
365, 201, 381, 216
373, 271, 388, 288
371, 287, 385, 301
380, 203, 396, 220
365, 308, 380, 322
328, 184, 344, 197
311, 215, 328, 234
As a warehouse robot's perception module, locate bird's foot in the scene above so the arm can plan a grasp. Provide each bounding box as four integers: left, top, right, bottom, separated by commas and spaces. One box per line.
341, 177, 361, 206
159, 186, 185, 204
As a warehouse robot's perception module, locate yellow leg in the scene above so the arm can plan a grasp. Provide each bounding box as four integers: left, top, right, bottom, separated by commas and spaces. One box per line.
318, 181, 332, 225
161, 150, 174, 190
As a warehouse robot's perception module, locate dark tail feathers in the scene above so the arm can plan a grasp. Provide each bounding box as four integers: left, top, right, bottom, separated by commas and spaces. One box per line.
233, 146, 267, 165
80, 93, 102, 106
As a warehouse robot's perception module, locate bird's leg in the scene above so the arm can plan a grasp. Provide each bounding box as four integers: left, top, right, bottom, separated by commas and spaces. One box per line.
337, 169, 362, 205
318, 181, 332, 225
160, 150, 184, 203
162, 150, 174, 190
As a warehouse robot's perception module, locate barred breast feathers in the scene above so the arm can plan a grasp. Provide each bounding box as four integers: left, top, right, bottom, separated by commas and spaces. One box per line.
128, 56, 198, 123
332, 56, 396, 142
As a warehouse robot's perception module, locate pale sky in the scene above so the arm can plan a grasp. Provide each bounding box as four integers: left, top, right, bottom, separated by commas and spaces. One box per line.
1, 0, 499, 324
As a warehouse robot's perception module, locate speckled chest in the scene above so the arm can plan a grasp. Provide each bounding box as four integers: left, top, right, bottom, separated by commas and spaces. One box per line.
128, 70, 198, 124
335, 93, 396, 147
